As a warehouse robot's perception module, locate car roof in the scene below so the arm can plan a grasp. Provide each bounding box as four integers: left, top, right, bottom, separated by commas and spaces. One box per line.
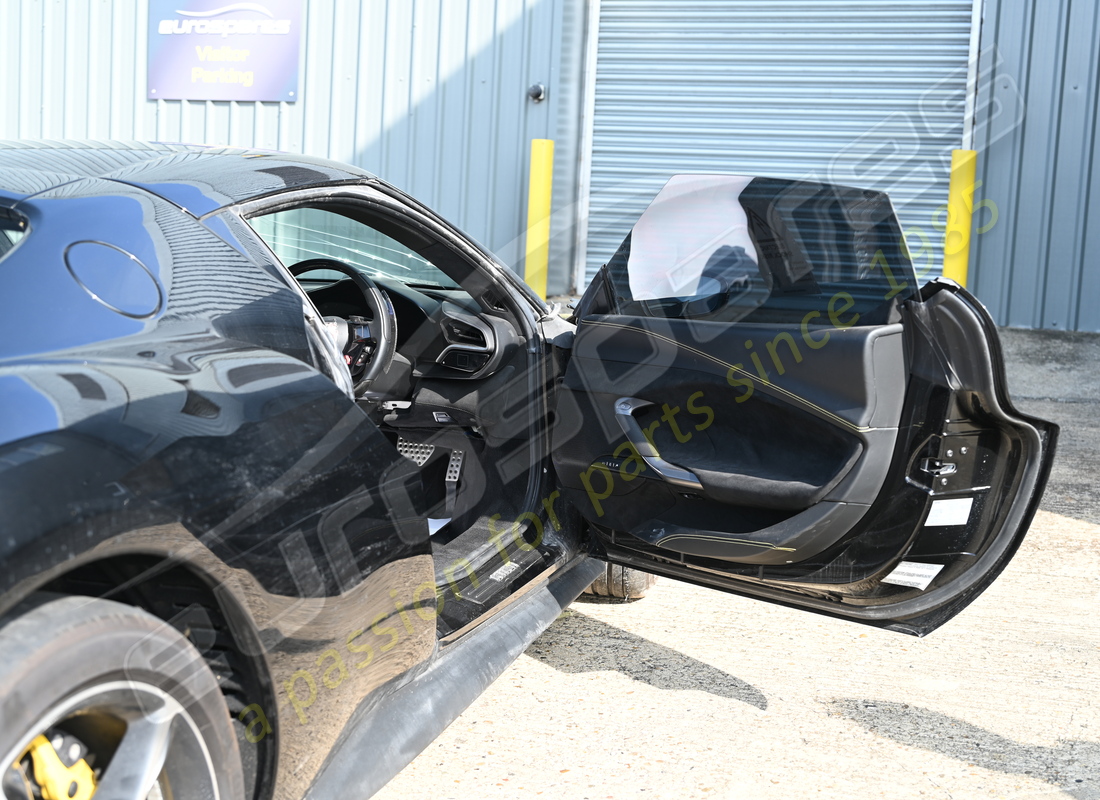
0, 139, 376, 216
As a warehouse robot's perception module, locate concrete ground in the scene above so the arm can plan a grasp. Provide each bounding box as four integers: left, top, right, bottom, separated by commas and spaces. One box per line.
375, 327, 1099, 800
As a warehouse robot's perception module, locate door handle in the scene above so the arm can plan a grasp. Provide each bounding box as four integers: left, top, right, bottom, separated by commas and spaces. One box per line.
614, 397, 704, 491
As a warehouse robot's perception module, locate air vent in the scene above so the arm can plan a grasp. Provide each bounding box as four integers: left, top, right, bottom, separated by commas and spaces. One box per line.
440, 350, 490, 373
483, 289, 508, 312
181, 388, 221, 419
61, 373, 107, 401
443, 319, 486, 347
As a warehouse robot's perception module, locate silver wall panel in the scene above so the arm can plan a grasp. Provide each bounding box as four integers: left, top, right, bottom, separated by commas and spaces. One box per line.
0, 0, 584, 295
581, 0, 977, 288
971, 0, 1100, 332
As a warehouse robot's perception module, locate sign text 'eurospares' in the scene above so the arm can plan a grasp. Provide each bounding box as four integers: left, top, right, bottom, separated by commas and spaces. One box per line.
147, 1, 303, 102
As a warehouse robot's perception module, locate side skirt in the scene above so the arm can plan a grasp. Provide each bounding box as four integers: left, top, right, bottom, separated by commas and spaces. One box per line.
305, 556, 604, 799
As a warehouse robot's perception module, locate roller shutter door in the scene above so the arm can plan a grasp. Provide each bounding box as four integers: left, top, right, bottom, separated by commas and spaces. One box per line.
583, 0, 977, 286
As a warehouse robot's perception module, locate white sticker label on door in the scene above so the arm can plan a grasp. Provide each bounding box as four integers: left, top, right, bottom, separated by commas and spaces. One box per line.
881, 561, 945, 591
924, 497, 974, 527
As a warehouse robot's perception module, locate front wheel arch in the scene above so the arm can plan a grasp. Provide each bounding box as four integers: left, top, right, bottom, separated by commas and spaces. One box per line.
34, 553, 277, 799
0, 593, 246, 800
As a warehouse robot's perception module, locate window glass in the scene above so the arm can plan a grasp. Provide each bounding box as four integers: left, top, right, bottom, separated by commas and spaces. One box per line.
0, 216, 27, 261
251, 206, 461, 289
604, 175, 918, 326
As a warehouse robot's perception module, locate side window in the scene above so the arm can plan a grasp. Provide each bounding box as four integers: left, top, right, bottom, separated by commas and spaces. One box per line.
602, 175, 918, 326
250, 207, 461, 290
0, 210, 27, 262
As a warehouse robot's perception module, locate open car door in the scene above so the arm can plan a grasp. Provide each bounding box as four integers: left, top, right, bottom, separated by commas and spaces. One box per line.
553, 175, 1057, 636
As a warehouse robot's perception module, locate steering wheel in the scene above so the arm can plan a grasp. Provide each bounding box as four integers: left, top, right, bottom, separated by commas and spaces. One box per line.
290, 258, 397, 396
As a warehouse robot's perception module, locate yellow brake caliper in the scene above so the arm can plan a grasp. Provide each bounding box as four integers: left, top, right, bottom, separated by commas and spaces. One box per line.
24, 734, 97, 800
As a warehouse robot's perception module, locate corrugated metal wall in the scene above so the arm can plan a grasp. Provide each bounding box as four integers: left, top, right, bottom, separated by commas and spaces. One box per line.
970, 0, 1100, 332
580, 0, 977, 288
0, 0, 584, 295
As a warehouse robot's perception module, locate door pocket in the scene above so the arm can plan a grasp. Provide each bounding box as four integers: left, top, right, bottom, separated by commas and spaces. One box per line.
632, 389, 864, 511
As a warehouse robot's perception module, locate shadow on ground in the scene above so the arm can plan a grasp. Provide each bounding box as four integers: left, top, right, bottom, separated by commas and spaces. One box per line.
526, 608, 768, 710
1001, 327, 1100, 525
832, 699, 1098, 799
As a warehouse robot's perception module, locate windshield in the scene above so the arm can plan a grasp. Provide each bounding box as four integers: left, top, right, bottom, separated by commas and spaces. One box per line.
250, 206, 461, 289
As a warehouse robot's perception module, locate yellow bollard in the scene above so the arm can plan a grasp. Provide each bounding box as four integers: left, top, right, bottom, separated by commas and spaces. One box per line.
524, 139, 554, 300
943, 149, 978, 287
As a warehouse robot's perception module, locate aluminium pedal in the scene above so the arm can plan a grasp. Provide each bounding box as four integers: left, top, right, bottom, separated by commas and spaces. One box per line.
444, 449, 464, 516
396, 437, 435, 467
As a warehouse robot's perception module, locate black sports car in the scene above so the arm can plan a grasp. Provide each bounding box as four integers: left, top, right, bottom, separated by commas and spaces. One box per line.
0, 142, 1055, 800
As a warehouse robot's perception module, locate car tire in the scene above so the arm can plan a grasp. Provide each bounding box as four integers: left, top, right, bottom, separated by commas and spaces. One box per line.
0, 593, 245, 800
585, 563, 659, 600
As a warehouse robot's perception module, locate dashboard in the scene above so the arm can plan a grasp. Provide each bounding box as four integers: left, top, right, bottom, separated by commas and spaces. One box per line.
300, 275, 523, 386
